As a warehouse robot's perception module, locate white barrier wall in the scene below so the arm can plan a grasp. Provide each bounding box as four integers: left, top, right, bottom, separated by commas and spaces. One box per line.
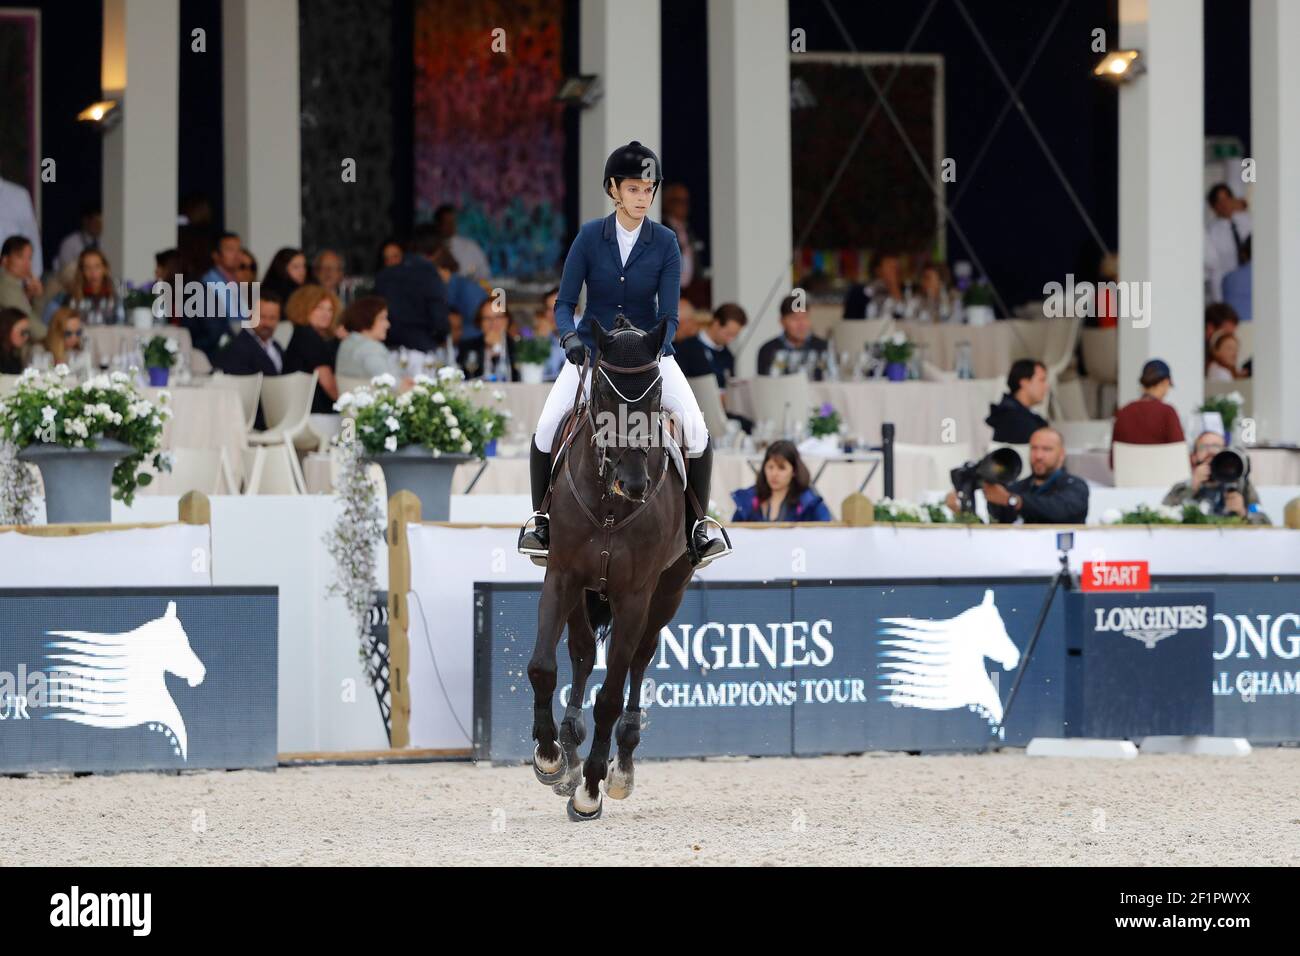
0, 525, 211, 588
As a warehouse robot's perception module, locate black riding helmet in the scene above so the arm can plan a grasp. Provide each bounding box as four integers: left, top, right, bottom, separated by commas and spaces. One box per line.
603, 141, 662, 200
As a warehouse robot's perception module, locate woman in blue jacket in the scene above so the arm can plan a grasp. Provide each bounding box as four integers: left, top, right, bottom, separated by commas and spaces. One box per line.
519, 142, 728, 567
731, 441, 833, 523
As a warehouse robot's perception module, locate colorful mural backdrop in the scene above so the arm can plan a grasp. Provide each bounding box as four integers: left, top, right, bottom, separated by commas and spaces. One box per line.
414, 0, 566, 280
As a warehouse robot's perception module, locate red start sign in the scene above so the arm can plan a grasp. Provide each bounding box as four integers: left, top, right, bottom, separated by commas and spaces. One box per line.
1081, 560, 1150, 592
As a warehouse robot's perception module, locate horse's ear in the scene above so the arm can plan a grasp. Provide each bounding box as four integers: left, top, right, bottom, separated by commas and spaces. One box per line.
982, 589, 994, 606
592, 320, 610, 353
651, 317, 669, 355
165, 601, 177, 618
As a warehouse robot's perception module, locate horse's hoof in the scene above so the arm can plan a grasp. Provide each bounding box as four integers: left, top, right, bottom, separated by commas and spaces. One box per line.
552, 763, 583, 797
532, 743, 566, 785
605, 760, 634, 800
566, 794, 603, 822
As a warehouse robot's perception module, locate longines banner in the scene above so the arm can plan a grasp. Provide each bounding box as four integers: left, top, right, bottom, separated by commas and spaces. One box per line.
0, 588, 278, 773
474, 579, 1071, 761
472, 577, 1300, 761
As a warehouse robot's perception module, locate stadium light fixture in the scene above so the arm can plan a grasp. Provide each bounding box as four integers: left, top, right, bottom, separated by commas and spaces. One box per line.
1093, 50, 1145, 85
77, 99, 123, 131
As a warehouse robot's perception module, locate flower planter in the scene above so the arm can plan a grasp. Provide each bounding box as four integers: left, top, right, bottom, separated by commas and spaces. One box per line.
368, 446, 476, 521
131, 307, 154, 330
19, 438, 134, 524
518, 363, 545, 385
885, 361, 908, 382
965, 304, 995, 327
147, 366, 170, 386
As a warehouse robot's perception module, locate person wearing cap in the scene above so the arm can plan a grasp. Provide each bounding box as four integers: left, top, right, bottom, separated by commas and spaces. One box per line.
1109, 359, 1186, 467
518, 141, 728, 568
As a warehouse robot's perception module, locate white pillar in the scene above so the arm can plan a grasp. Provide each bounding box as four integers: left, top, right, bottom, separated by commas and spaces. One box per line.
1117, 0, 1204, 426
579, 0, 661, 227
101, 0, 179, 283
708, 0, 792, 378
1250, 0, 1300, 442
223, 0, 301, 268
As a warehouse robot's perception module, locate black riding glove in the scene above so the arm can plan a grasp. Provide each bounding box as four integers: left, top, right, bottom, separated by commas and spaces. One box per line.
561, 331, 588, 367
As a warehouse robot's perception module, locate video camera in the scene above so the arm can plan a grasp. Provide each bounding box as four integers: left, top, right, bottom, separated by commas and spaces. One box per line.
950, 447, 1022, 514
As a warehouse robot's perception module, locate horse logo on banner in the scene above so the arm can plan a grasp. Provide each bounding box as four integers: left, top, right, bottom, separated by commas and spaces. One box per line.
43, 602, 207, 759
877, 589, 1020, 726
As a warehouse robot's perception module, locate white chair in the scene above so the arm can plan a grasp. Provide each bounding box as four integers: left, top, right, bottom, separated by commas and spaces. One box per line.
304, 413, 342, 453
241, 444, 302, 495
893, 442, 973, 494
747, 373, 812, 439
1057, 420, 1113, 451
206, 371, 264, 432
247, 371, 317, 493
0, 373, 19, 396
337, 374, 371, 397
165, 447, 237, 495
1112, 441, 1190, 489
1080, 327, 1117, 385
271, 320, 294, 351
987, 441, 1031, 481
1042, 316, 1082, 420
832, 318, 894, 361
687, 375, 729, 442
1051, 375, 1091, 421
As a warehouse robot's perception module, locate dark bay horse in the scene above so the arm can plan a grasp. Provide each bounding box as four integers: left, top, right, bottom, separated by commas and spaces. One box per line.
527, 317, 695, 821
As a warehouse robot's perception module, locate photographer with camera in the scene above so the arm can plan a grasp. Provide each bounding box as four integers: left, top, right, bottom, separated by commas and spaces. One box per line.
946, 427, 1088, 524
1162, 431, 1270, 524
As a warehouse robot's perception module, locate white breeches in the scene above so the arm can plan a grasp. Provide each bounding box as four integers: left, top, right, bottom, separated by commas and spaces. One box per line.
533, 355, 709, 455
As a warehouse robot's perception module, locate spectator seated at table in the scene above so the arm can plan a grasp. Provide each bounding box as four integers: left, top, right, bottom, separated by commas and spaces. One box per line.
42, 247, 118, 330
311, 249, 345, 298
284, 285, 343, 413
261, 247, 307, 305
0, 235, 43, 338
1206, 329, 1245, 382
949, 426, 1089, 525
1110, 358, 1185, 466
731, 440, 832, 522
432, 246, 488, 329
459, 299, 518, 381
527, 286, 566, 381
32, 307, 88, 374
374, 223, 450, 353
1163, 431, 1269, 525
914, 262, 959, 323
843, 250, 907, 320
193, 230, 245, 362
0, 306, 31, 373
336, 296, 395, 381
985, 358, 1049, 443
757, 294, 835, 380
676, 302, 753, 433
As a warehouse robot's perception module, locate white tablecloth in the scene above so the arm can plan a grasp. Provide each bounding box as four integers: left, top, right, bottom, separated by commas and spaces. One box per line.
727, 377, 1004, 448
83, 325, 208, 373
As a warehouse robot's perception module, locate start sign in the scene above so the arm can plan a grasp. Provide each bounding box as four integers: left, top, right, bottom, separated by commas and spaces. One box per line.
1081, 560, 1150, 592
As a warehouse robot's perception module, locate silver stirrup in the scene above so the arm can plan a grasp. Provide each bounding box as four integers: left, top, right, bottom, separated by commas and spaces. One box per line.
518, 511, 549, 567
690, 516, 733, 569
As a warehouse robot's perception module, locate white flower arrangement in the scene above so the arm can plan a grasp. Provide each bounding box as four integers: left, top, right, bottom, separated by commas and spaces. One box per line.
0, 365, 171, 506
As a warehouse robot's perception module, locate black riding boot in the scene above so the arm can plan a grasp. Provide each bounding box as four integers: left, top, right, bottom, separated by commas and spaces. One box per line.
685, 437, 728, 567
518, 440, 552, 557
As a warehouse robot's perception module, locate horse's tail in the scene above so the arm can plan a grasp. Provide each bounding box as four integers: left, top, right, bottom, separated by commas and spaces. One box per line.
584, 589, 613, 645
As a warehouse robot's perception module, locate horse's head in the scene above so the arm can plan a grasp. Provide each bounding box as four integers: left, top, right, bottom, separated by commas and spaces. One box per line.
155, 601, 206, 687
590, 316, 667, 502
966, 589, 1020, 671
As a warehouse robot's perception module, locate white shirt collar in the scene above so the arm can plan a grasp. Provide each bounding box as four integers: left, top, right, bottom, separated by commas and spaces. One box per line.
615, 216, 642, 240
698, 329, 722, 351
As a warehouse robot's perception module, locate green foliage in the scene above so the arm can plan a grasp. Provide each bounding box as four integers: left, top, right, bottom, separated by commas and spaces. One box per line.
0, 367, 171, 505
336, 369, 508, 457
142, 335, 179, 369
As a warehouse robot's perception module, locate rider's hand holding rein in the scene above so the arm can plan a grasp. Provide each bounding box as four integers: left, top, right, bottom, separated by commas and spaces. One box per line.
562, 331, 588, 367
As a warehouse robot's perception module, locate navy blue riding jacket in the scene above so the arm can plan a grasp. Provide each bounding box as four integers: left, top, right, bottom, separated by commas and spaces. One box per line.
554, 212, 681, 357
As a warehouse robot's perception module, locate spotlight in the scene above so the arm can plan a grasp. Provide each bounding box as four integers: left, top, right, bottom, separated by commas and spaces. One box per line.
1093, 50, 1145, 85
77, 99, 122, 131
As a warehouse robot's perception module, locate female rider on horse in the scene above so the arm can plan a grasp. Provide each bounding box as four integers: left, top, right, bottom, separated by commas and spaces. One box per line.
518, 141, 728, 568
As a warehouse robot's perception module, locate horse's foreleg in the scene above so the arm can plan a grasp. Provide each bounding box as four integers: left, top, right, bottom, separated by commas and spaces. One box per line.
606, 626, 660, 801
551, 602, 596, 797
528, 574, 580, 783
569, 595, 648, 821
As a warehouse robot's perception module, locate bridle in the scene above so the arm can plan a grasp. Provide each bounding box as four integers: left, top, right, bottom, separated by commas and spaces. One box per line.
585, 354, 663, 479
